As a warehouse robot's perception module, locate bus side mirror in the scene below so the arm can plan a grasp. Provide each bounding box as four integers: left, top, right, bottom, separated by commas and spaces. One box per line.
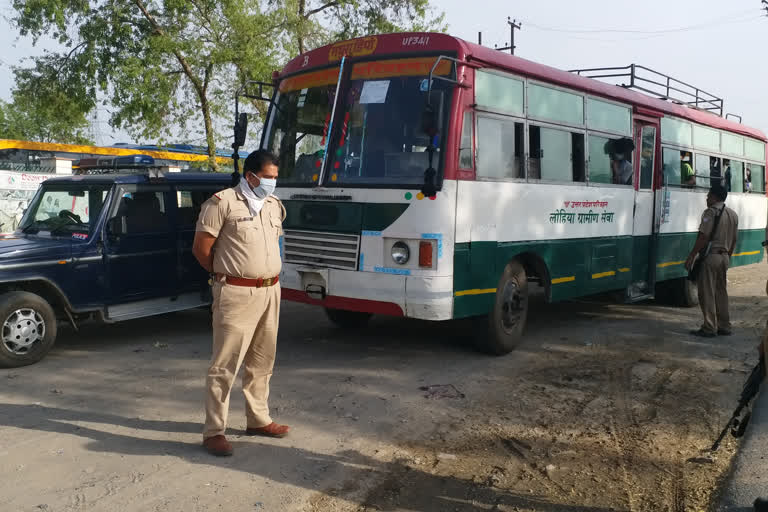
234, 113, 248, 148
421, 105, 438, 136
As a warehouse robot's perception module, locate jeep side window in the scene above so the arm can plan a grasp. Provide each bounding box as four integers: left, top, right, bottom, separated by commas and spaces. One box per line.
113, 191, 169, 234
175, 188, 220, 229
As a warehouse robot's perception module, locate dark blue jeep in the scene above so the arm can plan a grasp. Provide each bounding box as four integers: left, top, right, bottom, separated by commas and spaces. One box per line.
0, 171, 231, 367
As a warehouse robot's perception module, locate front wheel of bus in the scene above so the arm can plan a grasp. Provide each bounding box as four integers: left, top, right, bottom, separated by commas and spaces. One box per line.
477, 261, 529, 355
324, 308, 373, 329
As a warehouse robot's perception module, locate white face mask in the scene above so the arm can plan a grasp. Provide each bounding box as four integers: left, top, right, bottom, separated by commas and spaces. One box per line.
250, 177, 277, 199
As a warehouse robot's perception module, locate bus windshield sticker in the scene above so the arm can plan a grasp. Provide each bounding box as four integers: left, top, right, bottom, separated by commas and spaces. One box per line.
359, 80, 390, 104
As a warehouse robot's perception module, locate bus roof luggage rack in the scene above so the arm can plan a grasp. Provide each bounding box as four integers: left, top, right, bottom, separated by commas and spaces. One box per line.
569, 64, 725, 117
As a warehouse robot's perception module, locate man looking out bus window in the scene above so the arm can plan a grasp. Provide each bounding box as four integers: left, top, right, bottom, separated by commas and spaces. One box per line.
611, 153, 633, 185
685, 183, 739, 337
681, 152, 695, 187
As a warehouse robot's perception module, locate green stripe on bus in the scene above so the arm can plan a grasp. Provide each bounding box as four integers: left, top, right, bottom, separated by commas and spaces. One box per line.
453, 229, 764, 320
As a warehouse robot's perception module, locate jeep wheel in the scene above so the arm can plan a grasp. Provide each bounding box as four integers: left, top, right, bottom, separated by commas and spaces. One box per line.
324, 308, 373, 329
0, 291, 57, 368
475, 260, 529, 355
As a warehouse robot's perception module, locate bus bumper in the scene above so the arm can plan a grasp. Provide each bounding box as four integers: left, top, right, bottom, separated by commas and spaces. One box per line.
279, 265, 453, 321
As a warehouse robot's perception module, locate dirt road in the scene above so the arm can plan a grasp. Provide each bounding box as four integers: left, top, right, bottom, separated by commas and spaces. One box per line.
1, 262, 766, 512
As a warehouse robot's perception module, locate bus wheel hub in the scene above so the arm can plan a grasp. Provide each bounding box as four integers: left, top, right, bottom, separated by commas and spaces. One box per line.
500, 282, 523, 332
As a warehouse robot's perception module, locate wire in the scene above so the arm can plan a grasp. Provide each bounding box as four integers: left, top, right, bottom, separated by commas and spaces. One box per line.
554, 17, 765, 43
523, 9, 763, 35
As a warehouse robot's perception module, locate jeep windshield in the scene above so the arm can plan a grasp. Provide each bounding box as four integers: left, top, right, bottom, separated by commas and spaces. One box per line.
263, 56, 454, 187
19, 183, 111, 237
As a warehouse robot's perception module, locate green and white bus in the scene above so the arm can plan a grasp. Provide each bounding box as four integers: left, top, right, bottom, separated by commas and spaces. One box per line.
258, 32, 767, 353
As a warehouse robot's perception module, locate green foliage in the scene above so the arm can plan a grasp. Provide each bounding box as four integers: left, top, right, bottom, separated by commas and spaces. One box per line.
0, 62, 93, 144
7, 0, 445, 167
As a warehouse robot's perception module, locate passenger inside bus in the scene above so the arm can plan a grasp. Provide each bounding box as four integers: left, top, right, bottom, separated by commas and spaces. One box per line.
722, 159, 732, 191
746, 166, 753, 192
709, 156, 722, 188
611, 153, 633, 185
681, 151, 695, 187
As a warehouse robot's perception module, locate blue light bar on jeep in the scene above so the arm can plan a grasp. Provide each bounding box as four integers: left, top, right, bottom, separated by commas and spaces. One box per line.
75, 154, 156, 171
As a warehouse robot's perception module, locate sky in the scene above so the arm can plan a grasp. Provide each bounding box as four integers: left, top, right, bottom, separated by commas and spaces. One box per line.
1, 0, 766, 143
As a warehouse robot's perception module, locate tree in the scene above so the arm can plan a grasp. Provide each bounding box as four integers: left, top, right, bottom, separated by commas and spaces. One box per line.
9, 0, 445, 169
0, 64, 93, 144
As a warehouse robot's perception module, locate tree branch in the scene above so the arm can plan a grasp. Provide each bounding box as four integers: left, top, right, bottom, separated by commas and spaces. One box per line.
304, 1, 341, 18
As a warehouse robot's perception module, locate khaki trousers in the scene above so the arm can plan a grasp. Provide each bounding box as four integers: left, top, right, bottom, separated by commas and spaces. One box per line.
203, 281, 281, 439
696, 253, 730, 334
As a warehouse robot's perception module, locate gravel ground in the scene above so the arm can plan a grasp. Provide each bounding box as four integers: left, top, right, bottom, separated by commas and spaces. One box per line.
1, 262, 765, 512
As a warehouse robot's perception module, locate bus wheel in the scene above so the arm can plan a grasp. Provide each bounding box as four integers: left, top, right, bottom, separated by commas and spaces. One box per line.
476, 260, 529, 355
324, 308, 373, 329
676, 278, 699, 307
0, 291, 58, 368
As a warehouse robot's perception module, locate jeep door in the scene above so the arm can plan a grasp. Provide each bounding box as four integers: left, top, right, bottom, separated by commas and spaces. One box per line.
171, 184, 223, 297
103, 184, 176, 302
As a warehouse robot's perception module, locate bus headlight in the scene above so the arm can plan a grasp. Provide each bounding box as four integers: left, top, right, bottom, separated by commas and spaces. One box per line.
391, 241, 410, 265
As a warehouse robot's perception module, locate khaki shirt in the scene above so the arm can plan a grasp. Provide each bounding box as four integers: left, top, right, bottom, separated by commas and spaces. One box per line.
196, 187, 286, 279
698, 201, 739, 252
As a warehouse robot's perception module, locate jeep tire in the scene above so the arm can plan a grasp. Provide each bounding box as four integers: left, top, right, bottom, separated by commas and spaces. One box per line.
0, 291, 57, 368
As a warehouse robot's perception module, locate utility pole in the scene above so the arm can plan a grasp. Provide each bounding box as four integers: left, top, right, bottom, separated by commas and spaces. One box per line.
508, 17, 522, 55
495, 17, 522, 55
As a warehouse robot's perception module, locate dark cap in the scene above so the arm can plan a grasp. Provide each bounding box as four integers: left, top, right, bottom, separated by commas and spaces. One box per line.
709, 183, 728, 202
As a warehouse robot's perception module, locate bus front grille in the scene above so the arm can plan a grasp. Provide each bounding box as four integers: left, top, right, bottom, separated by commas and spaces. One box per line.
283, 230, 360, 270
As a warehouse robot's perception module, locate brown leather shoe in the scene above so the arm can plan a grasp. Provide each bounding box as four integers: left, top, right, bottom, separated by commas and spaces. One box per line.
245, 422, 290, 438
203, 435, 233, 456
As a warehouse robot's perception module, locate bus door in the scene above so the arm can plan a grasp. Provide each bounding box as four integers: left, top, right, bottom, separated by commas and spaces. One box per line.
628, 117, 660, 301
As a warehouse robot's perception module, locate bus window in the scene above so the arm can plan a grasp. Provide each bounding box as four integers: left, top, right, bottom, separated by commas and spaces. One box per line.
639, 126, 655, 190
695, 154, 715, 188
458, 111, 474, 169
528, 83, 584, 126
264, 67, 341, 185
747, 164, 765, 193
588, 135, 634, 185
476, 116, 523, 179
708, 156, 722, 188
529, 126, 584, 182
663, 148, 691, 187
475, 70, 524, 116
328, 58, 455, 186
729, 160, 744, 192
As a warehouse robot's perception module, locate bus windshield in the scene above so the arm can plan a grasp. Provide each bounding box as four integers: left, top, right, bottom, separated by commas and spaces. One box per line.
265, 57, 454, 187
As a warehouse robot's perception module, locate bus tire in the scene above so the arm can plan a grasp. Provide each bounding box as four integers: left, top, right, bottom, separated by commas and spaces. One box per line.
677, 278, 699, 307
476, 260, 529, 355
0, 291, 58, 368
324, 308, 373, 329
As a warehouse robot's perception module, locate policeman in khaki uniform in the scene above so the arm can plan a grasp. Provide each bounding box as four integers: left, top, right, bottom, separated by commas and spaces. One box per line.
685, 183, 739, 338
192, 150, 288, 457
